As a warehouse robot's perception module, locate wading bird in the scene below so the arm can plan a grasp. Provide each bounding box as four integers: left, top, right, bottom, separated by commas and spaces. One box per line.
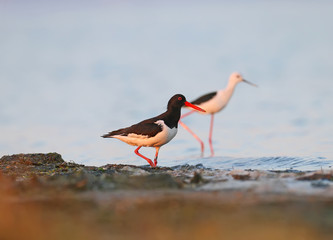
102, 94, 205, 167
179, 73, 257, 157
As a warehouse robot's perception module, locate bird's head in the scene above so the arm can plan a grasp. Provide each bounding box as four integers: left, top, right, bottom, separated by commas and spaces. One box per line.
229, 72, 257, 87
229, 72, 244, 84
168, 94, 205, 112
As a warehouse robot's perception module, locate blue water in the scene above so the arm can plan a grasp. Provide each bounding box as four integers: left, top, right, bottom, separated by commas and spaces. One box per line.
161, 156, 332, 171
1, 1, 333, 170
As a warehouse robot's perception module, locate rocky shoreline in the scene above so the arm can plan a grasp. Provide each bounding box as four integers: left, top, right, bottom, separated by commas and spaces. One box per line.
1, 153, 333, 240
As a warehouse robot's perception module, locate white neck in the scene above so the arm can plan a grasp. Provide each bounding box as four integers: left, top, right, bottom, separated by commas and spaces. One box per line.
220, 80, 238, 102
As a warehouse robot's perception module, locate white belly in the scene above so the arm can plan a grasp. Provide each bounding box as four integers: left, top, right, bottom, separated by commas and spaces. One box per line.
196, 90, 230, 114
113, 120, 178, 147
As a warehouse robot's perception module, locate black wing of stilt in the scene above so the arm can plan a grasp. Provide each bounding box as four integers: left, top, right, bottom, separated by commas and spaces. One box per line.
191, 91, 217, 105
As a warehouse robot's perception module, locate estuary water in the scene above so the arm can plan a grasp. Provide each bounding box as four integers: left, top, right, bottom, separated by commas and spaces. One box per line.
1, 1, 333, 170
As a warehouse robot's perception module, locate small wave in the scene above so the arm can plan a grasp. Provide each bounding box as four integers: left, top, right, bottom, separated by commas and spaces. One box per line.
163, 156, 333, 171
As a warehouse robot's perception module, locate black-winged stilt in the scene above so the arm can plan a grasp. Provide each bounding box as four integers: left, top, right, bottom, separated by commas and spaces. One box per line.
102, 94, 205, 167
179, 72, 257, 157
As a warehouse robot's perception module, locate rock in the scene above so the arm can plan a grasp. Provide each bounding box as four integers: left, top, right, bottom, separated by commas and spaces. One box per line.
190, 172, 204, 184
118, 166, 150, 176
297, 172, 333, 181
311, 180, 331, 188
0, 153, 64, 165
230, 170, 251, 180
111, 173, 182, 190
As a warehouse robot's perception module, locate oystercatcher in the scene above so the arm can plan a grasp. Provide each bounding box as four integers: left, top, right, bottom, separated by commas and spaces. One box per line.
102, 94, 205, 167
179, 72, 257, 156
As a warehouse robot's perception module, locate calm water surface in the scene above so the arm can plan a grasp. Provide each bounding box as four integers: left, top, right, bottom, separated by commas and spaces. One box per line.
1, 1, 333, 170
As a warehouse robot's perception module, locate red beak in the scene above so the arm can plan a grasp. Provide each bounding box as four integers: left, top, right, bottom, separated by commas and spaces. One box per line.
184, 101, 206, 112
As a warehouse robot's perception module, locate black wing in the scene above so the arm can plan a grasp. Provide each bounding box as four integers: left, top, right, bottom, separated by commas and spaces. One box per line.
102, 118, 163, 138
191, 91, 217, 105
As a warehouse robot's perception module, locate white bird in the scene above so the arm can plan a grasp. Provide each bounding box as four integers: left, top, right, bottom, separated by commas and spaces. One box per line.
179, 72, 257, 157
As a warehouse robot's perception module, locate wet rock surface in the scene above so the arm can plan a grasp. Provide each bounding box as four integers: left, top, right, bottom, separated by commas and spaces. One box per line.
1, 152, 333, 194
1, 153, 333, 240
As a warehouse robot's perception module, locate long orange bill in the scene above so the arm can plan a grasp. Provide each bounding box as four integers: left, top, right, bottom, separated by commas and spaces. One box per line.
184, 101, 206, 112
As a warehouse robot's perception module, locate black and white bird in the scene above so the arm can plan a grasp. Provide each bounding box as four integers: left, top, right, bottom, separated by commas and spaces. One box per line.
102, 94, 205, 167
179, 72, 257, 157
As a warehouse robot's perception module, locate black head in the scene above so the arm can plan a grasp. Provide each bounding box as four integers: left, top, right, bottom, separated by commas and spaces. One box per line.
167, 94, 187, 110
162, 94, 205, 128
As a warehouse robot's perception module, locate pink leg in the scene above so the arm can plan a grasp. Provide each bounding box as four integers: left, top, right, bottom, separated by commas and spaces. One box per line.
208, 114, 214, 157
181, 110, 195, 119
134, 146, 155, 167
179, 120, 204, 156
154, 147, 160, 167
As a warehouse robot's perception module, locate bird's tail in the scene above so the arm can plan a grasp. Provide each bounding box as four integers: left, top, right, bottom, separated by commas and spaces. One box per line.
101, 133, 112, 138
101, 129, 125, 138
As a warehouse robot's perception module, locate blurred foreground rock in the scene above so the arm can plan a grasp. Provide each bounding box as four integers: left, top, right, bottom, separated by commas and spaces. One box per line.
1, 153, 333, 240
0, 153, 333, 195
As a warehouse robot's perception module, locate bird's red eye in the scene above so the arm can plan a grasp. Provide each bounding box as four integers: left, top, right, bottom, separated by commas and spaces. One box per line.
178, 97, 182, 101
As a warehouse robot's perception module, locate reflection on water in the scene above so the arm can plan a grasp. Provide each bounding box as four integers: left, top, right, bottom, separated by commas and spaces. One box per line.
0, 1, 333, 169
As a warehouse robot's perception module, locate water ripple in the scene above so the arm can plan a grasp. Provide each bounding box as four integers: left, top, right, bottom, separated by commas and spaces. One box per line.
163, 156, 333, 171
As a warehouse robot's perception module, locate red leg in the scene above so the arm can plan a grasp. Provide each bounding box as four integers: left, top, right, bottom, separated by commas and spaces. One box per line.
179, 120, 204, 156
208, 114, 214, 157
154, 147, 160, 167
134, 146, 155, 167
